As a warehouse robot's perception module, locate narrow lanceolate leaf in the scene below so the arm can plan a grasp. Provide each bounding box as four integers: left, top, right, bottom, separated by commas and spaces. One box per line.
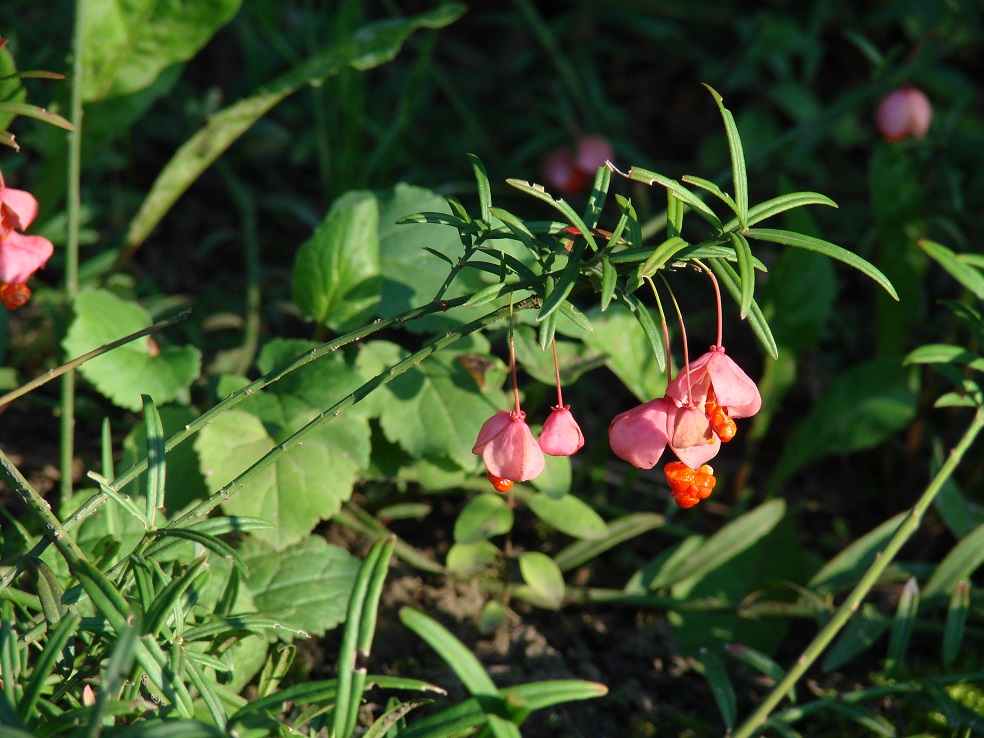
17, 613, 79, 721
24, 557, 66, 625
885, 576, 920, 673
0, 101, 74, 130
682, 175, 741, 222
505, 179, 599, 253
553, 512, 665, 572
620, 166, 723, 230
620, 290, 667, 372
722, 191, 837, 231
600, 257, 617, 311
919, 239, 984, 301
699, 647, 737, 731
808, 513, 907, 594
400, 608, 520, 738
663, 499, 786, 588
396, 680, 607, 738
640, 236, 689, 278
703, 84, 747, 222
746, 228, 898, 299
727, 231, 755, 318
923, 521, 984, 602
709, 258, 778, 359
584, 165, 611, 229
142, 395, 166, 529
334, 538, 395, 738
468, 154, 493, 225
725, 644, 793, 701
943, 581, 970, 670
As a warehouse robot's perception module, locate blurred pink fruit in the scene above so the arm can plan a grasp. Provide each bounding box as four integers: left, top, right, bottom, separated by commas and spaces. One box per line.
542, 135, 614, 195
875, 86, 932, 142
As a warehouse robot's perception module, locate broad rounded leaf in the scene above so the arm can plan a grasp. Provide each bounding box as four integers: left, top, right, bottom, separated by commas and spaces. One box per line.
518, 552, 565, 609
526, 492, 608, 540
241, 536, 360, 636
292, 192, 381, 331
63, 288, 201, 412
453, 493, 513, 544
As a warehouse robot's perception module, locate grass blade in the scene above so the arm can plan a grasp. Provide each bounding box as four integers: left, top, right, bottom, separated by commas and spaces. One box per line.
142, 395, 165, 529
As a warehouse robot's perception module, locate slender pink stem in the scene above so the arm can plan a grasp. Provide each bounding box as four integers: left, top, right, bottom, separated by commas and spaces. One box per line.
551, 337, 564, 408
664, 282, 693, 403
509, 333, 521, 415
706, 266, 723, 349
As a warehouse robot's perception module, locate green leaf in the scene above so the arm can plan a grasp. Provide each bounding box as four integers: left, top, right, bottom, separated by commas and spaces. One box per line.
553, 512, 665, 572
62, 289, 201, 412
17, 613, 79, 721
400, 608, 521, 738
377, 184, 493, 333
125, 6, 465, 250
446, 541, 499, 574
639, 236, 690, 278
934, 473, 984, 540
364, 338, 507, 469
822, 603, 888, 672
620, 166, 722, 230
698, 647, 737, 731
768, 359, 917, 495
80, 0, 241, 137
292, 192, 381, 331
924, 521, 984, 602
826, 701, 896, 737
709, 257, 778, 359
335, 538, 395, 738
82, 0, 240, 102
728, 231, 755, 318
518, 552, 565, 609
453, 494, 514, 544
195, 408, 368, 549
661, 499, 786, 589
808, 513, 907, 594
579, 304, 666, 402
525, 492, 608, 540
142, 395, 166, 529
505, 179, 599, 253
196, 339, 372, 548
920, 240, 984, 301
885, 577, 919, 673
241, 536, 360, 637
725, 643, 791, 698
396, 680, 607, 738
746, 228, 898, 300
943, 581, 970, 670
620, 290, 667, 374
723, 191, 837, 231
468, 154, 493, 224
703, 84, 748, 222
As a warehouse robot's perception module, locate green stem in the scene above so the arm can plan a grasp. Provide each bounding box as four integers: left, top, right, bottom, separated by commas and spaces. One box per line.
0, 448, 85, 568
170, 299, 533, 527
0, 310, 190, 408
732, 405, 984, 738
60, 0, 85, 512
